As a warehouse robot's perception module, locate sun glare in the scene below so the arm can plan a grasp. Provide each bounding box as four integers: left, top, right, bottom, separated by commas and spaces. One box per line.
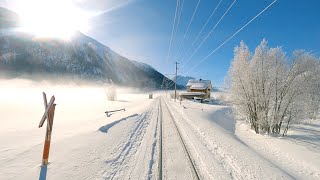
15, 0, 90, 40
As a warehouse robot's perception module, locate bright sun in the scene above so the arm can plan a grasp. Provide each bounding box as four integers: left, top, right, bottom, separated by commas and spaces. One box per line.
15, 0, 90, 40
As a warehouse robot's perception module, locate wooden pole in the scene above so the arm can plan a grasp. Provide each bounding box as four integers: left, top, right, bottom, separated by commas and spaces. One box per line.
42, 104, 56, 165
175, 62, 179, 102
42, 92, 50, 130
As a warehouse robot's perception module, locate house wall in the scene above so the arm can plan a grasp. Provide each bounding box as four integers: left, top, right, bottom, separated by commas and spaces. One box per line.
190, 89, 206, 93
190, 89, 210, 98
186, 80, 212, 99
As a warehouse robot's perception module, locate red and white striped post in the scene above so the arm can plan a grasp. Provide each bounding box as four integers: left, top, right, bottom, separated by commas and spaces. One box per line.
39, 92, 56, 165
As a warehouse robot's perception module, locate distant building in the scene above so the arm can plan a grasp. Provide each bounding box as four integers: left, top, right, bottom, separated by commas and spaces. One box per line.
180, 79, 212, 99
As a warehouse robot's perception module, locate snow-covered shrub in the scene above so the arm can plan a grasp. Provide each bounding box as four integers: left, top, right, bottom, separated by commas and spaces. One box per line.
228, 39, 320, 136
107, 86, 117, 101
216, 94, 226, 102
104, 80, 117, 101
170, 93, 175, 99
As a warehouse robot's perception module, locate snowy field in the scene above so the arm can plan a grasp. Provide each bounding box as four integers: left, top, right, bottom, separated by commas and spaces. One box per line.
0, 79, 158, 179
0, 79, 319, 179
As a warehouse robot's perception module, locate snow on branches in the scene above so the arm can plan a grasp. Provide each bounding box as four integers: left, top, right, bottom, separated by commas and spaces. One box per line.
228, 39, 320, 136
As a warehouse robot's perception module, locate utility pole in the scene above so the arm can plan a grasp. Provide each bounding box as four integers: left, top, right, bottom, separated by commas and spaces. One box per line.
163, 74, 175, 98
174, 62, 179, 102
161, 77, 168, 93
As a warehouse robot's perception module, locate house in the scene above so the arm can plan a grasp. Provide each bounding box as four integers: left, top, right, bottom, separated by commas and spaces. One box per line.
180, 79, 212, 99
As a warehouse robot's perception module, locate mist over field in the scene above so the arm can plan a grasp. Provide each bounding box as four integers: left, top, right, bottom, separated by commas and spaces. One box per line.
0, 78, 151, 132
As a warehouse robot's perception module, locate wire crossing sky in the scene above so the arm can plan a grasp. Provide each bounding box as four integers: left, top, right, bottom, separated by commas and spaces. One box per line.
165, 0, 179, 63
184, 0, 278, 74
168, 0, 278, 89
179, 0, 237, 71
173, 0, 223, 75
173, 0, 201, 61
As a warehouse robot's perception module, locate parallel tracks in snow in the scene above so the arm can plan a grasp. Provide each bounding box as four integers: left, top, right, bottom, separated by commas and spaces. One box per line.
158, 98, 163, 179
158, 97, 201, 180
166, 99, 244, 180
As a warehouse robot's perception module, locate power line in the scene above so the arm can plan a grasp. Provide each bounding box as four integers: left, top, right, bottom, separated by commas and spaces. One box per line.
171, 0, 185, 56
173, 0, 201, 60
192, 0, 223, 46
168, 0, 278, 89
183, 0, 201, 40
184, 0, 278, 74
167, 0, 233, 88
180, 0, 237, 70
172, 0, 224, 74
165, 0, 180, 63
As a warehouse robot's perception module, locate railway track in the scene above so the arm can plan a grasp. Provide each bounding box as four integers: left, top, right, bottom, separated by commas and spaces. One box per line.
158, 97, 201, 180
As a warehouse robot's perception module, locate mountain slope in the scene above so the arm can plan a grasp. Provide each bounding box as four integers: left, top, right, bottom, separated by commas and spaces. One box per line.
170, 75, 195, 87
0, 7, 20, 29
0, 7, 175, 88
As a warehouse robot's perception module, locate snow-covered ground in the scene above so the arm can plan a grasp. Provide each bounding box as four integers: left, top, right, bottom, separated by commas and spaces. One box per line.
0, 79, 159, 179
0, 80, 319, 179
237, 119, 320, 179
171, 97, 320, 179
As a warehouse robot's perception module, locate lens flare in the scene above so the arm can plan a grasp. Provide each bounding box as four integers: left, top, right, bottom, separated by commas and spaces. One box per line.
15, 0, 90, 40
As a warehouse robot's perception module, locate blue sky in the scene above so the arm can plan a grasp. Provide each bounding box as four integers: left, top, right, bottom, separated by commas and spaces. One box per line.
85, 0, 320, 87
2, 0, 320, 87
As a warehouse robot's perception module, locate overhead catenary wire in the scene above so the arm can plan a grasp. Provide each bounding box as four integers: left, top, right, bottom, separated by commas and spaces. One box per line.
184, 0, 278, 74
192, 0, 223, 46
167, 0, 237, 88
171, 0, 185, 51
173, 0, 201, 61
168, 0, 278, 89
176, 0, 223, 71
165, 0, 180, 63
179, 0, 237, 70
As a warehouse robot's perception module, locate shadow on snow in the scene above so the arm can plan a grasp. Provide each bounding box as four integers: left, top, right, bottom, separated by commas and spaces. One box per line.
99, 114, 138, 133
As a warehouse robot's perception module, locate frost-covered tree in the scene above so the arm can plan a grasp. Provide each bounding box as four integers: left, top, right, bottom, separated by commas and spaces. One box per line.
228, 39, 320, 136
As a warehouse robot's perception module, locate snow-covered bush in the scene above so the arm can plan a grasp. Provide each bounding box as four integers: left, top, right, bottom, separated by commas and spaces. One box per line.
170, 93, 175, 99
216, 94, 226, 102
228, 39, 320, 136
104, 80, 117, 101
107, 86, 117, 101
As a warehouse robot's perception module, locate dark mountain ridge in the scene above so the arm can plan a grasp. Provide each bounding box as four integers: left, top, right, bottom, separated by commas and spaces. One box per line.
0, 7, 181, 89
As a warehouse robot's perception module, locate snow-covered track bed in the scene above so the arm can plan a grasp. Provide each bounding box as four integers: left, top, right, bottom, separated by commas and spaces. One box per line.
123, 99, 161, 179
99, 99, 160, 179
160, 97, 201, 180
165, 101, 243, 179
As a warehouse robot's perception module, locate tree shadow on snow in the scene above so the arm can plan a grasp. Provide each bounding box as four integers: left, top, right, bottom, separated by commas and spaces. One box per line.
291, 126, 320, 135
206, 107, 236, 134
302, 122, 320, 129
287, 135, 320, 152
99, 114, 138, 133
286, 125, 320, 153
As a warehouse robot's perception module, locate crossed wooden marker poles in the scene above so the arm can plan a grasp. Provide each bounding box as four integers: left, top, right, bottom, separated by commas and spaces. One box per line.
39, 92, 56, 166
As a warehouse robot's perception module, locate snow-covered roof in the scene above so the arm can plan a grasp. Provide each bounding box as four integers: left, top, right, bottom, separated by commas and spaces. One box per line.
186, 79, 212, 90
